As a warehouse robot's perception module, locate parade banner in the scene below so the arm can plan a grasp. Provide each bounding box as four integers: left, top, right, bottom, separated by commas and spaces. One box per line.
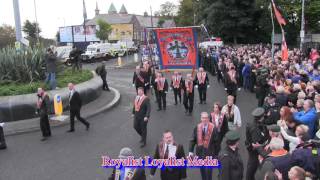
154, 27, 199, 70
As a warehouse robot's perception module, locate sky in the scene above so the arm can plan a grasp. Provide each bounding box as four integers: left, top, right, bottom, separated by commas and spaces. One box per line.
0, 0, 180, 39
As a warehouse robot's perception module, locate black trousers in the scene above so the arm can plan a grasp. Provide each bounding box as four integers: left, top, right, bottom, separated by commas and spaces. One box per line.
157, 91, 166, 109
246, 151, 259, 180
173, 88, 181, 104
100, 74, 109, 90
200, 167, 213, 180
134, 118, 147, 144
217, 70, 223, 83
183, 93, 194, 113
40, 115, 51, 137
198, 85, 207, 103
160, 169, 181, 180
70, 109, 90, 130
0, 126, 6, 149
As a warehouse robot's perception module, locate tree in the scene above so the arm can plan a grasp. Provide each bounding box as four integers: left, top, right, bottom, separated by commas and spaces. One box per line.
95, 19, 112, 42
175, 0, 194, 26
157, 18, 165, 28
196, 0, 259, 44
22, 20, 41, 46
0, 24, 16, 49
159, 1, 177, 18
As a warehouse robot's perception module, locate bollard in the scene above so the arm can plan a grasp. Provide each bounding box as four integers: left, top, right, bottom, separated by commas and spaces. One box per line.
134, 53, 138, 62
118, 56, 122, 67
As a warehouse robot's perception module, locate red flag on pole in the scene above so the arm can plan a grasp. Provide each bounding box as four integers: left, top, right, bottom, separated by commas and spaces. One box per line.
281, 29, 288, 61
272, 0, 286, 26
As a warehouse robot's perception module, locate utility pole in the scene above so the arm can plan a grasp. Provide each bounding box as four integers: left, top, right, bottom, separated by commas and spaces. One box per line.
33, 0, 40, 45
300, 0, 305, 51
270, 3, 275, 62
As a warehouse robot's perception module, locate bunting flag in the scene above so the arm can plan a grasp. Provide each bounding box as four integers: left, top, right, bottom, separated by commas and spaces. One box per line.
281, 29, 288, 61
83, 0, 87, 21
271, 0, 286, 26
153, 27, 199, 70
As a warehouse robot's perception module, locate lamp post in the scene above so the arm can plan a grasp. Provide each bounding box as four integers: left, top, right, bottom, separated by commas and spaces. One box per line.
300, 0, 305, 51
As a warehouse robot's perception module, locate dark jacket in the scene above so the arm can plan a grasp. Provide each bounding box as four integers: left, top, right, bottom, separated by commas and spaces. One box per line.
194, 73, 209, 87
263, 103, 281, 125
189, 124, 220, 157
276, 93, 288, 107
38, 94, 50, 117
45, 52, 57, 73
95, 65, 106, 76
291, 148, 320, 176
150, 142, 187, 180
133, 72, 147, 88
69, 48, 82, 62
108, 168, 146, 180
132, 97, 151, 121
0, 126, 6, 149
153, 78, 169, 92
218, 146, 243, 180
69, 91, 82, 111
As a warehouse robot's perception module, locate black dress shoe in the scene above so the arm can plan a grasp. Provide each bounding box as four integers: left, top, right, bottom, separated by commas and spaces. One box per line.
139, 139, 144, 143
157, 108, 162, 111
163, 107, 166, 110
199, 102, 203, 104
86, 124, 90, 131
41, 137, 47, 141
67, 130, 75, 133
174, 103, 177, 105
203, 101, 207, 104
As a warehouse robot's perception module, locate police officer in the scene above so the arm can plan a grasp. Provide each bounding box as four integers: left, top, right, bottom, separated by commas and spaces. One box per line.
255, 68, 270, 107
218, 130, 243, 180
245, 107, 269, 180
263, 93, 280, 125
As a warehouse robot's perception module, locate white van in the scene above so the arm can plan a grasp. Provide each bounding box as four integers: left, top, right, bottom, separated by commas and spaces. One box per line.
81, 43, 112, 61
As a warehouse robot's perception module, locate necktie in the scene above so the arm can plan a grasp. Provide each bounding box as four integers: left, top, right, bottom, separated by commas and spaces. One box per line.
164, 144, 169, 159
202, 127, 206, 139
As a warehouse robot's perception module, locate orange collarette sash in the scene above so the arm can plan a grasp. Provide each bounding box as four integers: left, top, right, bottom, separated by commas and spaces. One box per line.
197, 72, 206, 84
134, 95, 147, 112
197, 123, 214, 149
172, 75, 181, 88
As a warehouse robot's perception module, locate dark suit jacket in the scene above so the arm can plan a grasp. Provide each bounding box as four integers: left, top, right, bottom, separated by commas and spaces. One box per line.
108, 168, 146, 180
150, 142, 187, 180
194, 73, 209, 87
181, 80, 195, 97
70, 91, 82, 111
38, 94, 50, 117
170, 77, 184, 89
133, 72, 147, 88
132, 97, 151, 121
153, 79, 169, 92
209, 115, 229, 141
189, 125, 220, 157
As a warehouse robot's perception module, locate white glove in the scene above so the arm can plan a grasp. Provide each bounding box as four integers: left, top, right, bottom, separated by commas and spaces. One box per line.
169, 87, 172, 90
165, 91, 168, 94
238, 88, 241, 91
0, 123, 5, 127
224, 88, 227, 91
188, 152, 194, 157
195, 85, 198, 89
150, 85, 153, 88
207, 85, 210, 88
132, 84, 135, 87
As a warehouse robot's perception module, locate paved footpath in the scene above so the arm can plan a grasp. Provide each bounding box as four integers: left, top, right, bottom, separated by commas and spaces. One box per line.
0, 66, 257, 180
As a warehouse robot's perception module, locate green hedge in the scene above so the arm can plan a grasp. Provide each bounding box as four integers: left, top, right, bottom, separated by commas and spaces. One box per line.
0, 69, 93, 96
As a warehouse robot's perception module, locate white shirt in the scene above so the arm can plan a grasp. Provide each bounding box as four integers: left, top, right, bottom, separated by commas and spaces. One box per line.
69, 90, 75, 100
164, 143, 177, 158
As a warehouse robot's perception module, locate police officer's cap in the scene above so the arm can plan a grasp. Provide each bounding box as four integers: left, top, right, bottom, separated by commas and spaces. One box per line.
225, 130, 240, 141
267, 93, 277, 99
251, 107, 265, 117
267, 124, 281, 132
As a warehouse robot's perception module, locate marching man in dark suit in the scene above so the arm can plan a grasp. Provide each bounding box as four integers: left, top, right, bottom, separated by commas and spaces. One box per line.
189, 112, 220, 180
150, 130, 187, 180
108, 147, 146, 180
154, 72, 169, 111
67, 83, 90, 132
195, 67, 210, 104
36, 88, 51, 141
132, 87, 151, 148
171, 71, 183, 105
132, 66, 147, 94
183, 74, 195, 115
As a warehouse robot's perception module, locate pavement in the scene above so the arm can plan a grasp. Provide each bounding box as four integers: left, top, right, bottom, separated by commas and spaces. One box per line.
0, 57, 258, 180
3, 87, 120, 136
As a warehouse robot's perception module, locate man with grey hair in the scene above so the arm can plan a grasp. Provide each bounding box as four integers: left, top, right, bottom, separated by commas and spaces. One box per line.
108, 147, 146, 180
189, 112, 220, 180
255, 137, 291, 180
293, 99, 318, 138
36, 87, 51, 141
